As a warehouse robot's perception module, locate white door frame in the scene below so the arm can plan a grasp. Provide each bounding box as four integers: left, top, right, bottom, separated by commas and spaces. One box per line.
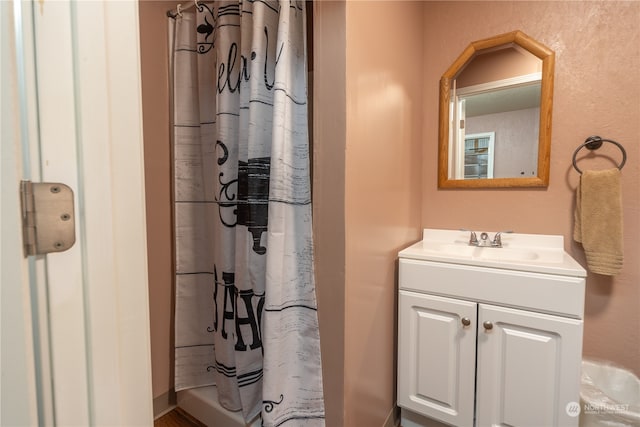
1, 1, 40, 424
1, 1, 153, 425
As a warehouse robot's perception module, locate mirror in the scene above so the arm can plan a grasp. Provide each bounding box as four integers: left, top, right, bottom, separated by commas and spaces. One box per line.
438, 31, 555, 188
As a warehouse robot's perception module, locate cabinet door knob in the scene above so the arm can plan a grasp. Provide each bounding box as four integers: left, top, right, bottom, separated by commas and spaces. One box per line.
461, 317, 471, 327
483, 320, 493, 330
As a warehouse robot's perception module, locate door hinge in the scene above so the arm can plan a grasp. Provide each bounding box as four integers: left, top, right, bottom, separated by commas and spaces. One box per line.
20, 181, 76, 256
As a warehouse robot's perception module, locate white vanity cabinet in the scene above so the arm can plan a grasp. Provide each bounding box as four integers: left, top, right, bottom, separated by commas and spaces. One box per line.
397, 230, 587, 427
398, 291, 477, 426
475, 303, 582, 426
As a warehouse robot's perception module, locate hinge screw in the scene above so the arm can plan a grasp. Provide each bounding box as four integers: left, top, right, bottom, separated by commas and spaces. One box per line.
51, 186, 61, 193
61, 213, 71, 221
54, 242, 64, 249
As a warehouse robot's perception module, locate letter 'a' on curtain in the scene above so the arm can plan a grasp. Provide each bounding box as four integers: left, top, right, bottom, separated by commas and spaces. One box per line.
169, 1, 325, 425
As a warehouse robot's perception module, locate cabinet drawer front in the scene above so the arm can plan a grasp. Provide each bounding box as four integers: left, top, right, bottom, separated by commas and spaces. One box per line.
476, 304, 583, 427
399, 259, 585, 318
397, 291, 476, 426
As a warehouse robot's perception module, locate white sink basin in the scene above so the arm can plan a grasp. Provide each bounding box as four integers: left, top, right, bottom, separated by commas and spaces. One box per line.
401, 229, 585, 277
421, 242, 477, 257
479, 247, 538, 261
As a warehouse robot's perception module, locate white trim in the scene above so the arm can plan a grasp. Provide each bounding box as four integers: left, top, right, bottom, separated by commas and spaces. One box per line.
153, 392, 177, 420
456, 72, 541, 96
382, 406, 400, 427
448, 97, 455, 179
454, 99, 466, 179
1, 1, 39, 424
31, 1, 91, 423
77, 1, 154, 424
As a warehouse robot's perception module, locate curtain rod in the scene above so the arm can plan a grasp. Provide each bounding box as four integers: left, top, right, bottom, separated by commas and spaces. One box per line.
167, 1, 203, 19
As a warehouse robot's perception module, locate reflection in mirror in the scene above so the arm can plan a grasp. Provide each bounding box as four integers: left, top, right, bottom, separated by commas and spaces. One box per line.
454, 75, 541, 179
438, 31, 555, 188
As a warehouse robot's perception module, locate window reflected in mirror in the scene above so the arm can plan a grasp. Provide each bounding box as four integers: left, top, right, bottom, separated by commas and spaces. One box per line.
462, 132, 494, 179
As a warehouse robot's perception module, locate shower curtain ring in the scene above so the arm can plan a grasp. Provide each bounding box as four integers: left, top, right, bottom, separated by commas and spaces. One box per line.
176, 3, 183, 17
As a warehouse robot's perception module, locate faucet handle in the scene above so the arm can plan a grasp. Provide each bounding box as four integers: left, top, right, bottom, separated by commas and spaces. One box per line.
460, 229, 478, 246
492, 230, 513, 247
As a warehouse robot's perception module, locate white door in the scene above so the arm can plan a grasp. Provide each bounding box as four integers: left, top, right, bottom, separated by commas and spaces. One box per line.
476, 303, 583, 427
1, 1, 153, 425
398, 290, 477, 426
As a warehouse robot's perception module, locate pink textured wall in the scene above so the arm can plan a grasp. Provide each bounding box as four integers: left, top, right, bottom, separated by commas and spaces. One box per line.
312, 2, 346, 426
457, 46, 541, 88
344, 1, 424, 425
138, 0, 174, 403
314, 2, 424, 425
422, 1, 640, 375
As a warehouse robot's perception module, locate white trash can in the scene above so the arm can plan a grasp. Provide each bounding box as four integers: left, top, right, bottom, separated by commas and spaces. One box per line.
579, 359, 640, 427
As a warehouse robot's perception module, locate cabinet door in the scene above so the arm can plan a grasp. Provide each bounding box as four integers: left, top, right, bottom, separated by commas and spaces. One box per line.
476, 304, 583, 427
398, 291, 477, 426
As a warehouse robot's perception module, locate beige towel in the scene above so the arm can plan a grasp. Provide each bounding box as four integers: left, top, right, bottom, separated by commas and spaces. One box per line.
574, 168, 623, 275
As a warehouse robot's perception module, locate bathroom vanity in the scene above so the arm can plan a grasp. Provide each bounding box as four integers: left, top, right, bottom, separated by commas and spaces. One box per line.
397, 229, 587, 427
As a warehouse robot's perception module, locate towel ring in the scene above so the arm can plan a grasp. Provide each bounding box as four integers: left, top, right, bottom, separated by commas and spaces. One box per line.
572, 136, 627, 175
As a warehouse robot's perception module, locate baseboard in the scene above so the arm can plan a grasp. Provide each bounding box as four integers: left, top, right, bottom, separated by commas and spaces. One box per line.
153, 389, 177, 420
383, 405, 400, 427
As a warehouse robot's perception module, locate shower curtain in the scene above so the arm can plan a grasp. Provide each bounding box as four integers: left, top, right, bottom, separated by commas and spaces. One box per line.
170, 1, 324, 425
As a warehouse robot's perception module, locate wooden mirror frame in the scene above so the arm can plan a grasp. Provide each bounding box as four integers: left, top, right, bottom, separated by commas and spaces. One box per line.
438, 30, 555, 188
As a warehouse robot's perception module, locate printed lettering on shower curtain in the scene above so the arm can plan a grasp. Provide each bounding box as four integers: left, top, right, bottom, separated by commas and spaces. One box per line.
172, 1, 324, 425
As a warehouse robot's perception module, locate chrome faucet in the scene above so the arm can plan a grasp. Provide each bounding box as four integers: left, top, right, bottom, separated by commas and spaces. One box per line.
461, 229, 513, 248
461, 229, 479, 246
492, 230, 513, 247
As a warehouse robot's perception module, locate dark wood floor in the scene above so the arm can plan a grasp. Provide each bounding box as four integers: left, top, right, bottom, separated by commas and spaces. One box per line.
154, 408, 207, 427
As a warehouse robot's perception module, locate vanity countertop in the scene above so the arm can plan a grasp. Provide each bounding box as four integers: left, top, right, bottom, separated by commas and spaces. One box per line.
399, 229, 586, 277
